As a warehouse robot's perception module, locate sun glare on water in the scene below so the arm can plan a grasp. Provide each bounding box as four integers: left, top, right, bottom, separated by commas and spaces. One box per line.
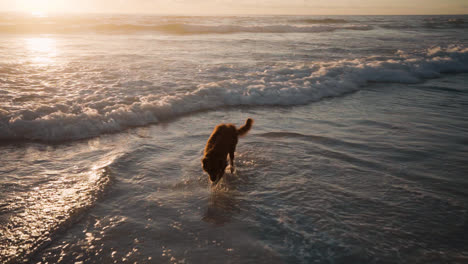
25, 37, 57, 65
31, 11, 48, 17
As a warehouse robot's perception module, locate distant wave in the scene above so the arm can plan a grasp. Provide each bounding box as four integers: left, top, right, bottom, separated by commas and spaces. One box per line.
1, 46, 467, 142
447, 18, 465, 25
381, 18, 467, 30
424, 18, 467, 28
150, 23, 373, 34
2, 15, 467, 34
300, 18, 349, 24
424, 17, 465, 24
0, 22, 373, 34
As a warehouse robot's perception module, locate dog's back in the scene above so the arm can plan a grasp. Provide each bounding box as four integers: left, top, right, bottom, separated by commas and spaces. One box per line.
204, 118, 253, 156
204, 124, 237, 157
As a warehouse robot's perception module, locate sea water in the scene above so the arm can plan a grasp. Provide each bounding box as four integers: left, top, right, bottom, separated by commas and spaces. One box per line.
1, 14, 467, 263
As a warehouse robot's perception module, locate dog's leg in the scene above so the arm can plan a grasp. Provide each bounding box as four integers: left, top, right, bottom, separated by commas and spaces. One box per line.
229, 147, 236, 173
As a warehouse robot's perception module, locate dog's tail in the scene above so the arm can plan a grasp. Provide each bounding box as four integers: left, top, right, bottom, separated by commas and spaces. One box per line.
237, 118, 253, 137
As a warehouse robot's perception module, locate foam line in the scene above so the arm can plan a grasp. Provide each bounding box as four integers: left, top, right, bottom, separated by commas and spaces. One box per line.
1, 46, 467, 141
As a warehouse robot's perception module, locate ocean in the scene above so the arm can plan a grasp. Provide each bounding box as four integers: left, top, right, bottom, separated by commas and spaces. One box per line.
0, 13, 467, 263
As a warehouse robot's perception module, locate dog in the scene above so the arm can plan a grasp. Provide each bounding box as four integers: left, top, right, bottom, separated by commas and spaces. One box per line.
202, 118, 253, 184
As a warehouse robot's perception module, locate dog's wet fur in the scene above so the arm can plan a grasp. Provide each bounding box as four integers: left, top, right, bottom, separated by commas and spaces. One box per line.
202, 118, 253, 184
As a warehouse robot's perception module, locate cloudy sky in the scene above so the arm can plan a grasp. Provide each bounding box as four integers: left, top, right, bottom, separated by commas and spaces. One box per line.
1, 0, 467, 15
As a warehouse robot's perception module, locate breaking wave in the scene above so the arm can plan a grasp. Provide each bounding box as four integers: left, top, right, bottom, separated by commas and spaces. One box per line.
1, 46, 467, 142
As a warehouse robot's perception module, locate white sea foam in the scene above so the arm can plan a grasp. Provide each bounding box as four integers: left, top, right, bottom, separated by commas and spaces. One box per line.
1, 46, 467, 141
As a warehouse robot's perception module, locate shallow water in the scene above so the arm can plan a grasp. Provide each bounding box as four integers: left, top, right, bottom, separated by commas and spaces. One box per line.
1, 14, 468, 263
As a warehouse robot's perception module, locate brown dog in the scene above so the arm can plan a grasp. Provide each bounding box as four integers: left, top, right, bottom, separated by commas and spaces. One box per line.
202, 118, 253, 184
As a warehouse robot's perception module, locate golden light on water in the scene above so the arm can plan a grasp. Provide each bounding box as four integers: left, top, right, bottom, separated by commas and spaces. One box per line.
25, 37, 57, 65
31, 11, 48, 17
1, 0, 466, 15
0, 164, 111, 263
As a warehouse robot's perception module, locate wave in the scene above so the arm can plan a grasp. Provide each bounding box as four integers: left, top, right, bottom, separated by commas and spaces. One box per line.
154, 23, 372, 34
381, 18, 468, 30
424, 18, 468, 29
300, 18, 349, 24
1, 46, 467, 142
0, 22, 373, 34
157, 23, 373, 34
2, 14, 467, 34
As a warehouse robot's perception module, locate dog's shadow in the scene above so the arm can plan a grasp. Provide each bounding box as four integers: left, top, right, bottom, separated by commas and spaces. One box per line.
201, 170, 248, 226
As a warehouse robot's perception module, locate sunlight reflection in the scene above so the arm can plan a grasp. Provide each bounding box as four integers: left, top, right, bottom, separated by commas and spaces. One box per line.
25, 37, 57, 65
31, 11, 48, 18
0, 165, 111, 263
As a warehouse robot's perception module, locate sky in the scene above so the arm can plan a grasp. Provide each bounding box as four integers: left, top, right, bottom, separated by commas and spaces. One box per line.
0, 0, 467, 15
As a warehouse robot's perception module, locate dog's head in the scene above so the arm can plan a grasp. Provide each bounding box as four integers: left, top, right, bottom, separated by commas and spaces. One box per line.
202, 157, 227, 183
